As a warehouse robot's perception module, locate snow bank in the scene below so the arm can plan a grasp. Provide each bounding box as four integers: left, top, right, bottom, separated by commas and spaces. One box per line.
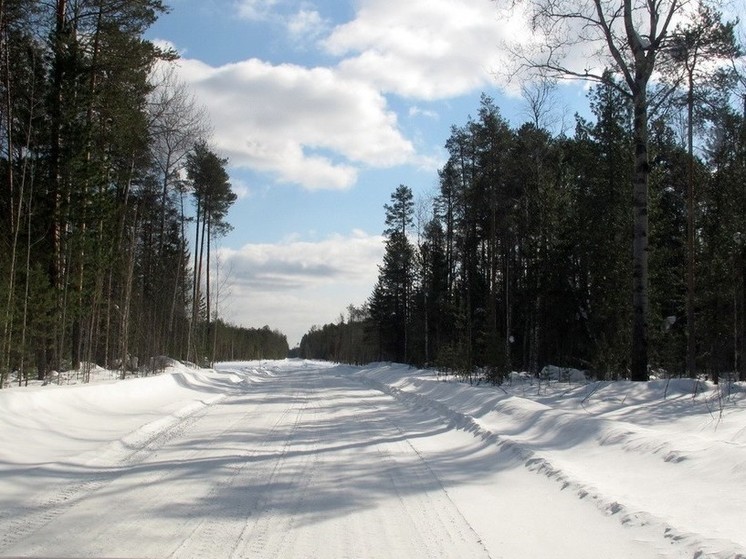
352, 363, 746, 559
2, 358, 744, 558
0, 363, 245, 467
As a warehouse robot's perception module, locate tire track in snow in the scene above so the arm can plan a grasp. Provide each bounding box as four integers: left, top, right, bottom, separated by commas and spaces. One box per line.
340, 378, 493, 559
0, 368, 297, 557
178, 367, 493, 559
270, 371, 493, 559
372, 424, 493, 558
168, 381, 320, 558
229, 391, 321, 558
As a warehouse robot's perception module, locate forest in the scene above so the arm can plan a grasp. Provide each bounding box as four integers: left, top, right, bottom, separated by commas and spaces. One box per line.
3, 1, 746, 386
300, 77, 745, 381
0, 1, 288, 387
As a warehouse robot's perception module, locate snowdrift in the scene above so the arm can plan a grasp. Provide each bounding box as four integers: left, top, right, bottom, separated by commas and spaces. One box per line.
1, 359, 744, 558
352, 363, 746, 558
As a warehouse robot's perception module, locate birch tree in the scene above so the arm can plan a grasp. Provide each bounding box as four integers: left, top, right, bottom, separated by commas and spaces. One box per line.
512, 0, 688, 380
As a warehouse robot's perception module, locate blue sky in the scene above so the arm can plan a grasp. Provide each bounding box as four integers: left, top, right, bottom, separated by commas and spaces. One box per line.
146, 0, 589, 346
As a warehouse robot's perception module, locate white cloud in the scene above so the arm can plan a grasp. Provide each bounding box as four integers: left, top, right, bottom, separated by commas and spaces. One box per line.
216, 231, 384, 345
287, 8, 328, 40
408, 106, 439, 120
230, 178, 253, 200
323, 0, 531, 100
235, 0, 330, 41
165, 0, 536, 192
234, 0, 280, 20
174, 57, 415, 190
220, 230, 383, 289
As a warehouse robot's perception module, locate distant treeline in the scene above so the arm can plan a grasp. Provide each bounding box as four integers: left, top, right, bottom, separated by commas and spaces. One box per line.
297, 306, 377, 366
212, 322, 289, 363
300, 86, 745, 382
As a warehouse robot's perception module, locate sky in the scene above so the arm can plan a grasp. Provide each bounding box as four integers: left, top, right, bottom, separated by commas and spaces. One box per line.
145, 0, 590, 347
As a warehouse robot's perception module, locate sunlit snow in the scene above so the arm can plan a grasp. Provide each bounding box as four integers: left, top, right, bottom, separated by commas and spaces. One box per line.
1, 360, 744, 558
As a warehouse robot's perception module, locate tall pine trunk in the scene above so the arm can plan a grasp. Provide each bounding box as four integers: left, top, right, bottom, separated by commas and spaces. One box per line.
197, 204, 208, 362
48, 0, 67, 373
120, 204, 138, 380
686, 70, 697, 380
206, 209, 212, 365
630, 85, 650, 381
1, 2, 16, 385
188, 196, 201, 363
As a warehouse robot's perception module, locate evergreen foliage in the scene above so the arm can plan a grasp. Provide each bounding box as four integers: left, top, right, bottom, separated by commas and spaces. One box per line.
211, 321, 289, 363
299, 305, 378, 365
301, 80, 745, 381
0, 2, 283, 385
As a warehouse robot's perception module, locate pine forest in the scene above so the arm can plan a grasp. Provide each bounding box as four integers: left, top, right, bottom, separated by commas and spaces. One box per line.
2, 1, 745, 386
300, 83, 746, 382
0, 1, 288, 387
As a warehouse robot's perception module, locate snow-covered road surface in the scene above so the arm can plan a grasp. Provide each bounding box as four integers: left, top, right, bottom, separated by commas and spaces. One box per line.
1, 360, 744, 558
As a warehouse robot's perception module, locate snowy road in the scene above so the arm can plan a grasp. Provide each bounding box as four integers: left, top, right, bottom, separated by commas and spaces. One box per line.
1, 360, 742, 558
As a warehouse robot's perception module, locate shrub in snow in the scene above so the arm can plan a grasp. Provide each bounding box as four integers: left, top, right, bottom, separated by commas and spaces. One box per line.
149, 356, 179, 372
539, 365, 588, 383
42, 370, 60, 386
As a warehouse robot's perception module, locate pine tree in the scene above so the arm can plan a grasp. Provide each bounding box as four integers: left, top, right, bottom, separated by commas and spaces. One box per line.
647, 118, 688, 376
0, 0, 173, 382
185, 141, 235, 364
700, 99, 746, 379
580, 78, 634, 375
666, 3, 740, 380
415, 218, 450, 365
369, 185, 416, 362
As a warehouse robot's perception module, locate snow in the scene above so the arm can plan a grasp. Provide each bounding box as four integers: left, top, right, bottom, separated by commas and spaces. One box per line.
0, 359, 744, 558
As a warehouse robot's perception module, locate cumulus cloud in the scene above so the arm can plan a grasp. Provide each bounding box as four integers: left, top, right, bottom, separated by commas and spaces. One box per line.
220, 230, 383, 289
323, 0, 531, 100
164, 0, 537, 191
174, 57, 415, 190
216, 231, 384, 345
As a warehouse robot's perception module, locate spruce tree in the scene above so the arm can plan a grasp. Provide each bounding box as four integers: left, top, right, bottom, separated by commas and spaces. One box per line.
369, 185, 415, 362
